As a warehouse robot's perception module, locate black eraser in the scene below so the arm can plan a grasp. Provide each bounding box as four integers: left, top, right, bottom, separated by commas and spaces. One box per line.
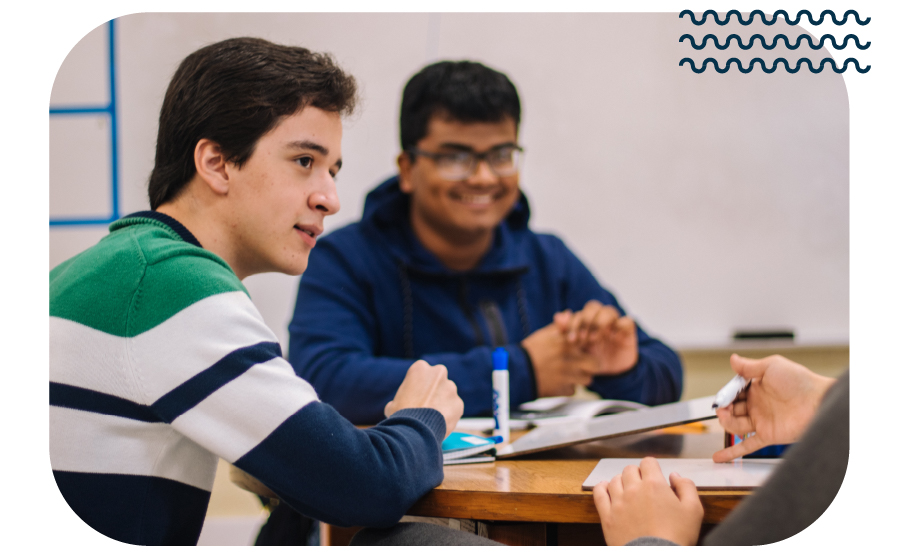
732, 329, 795, 341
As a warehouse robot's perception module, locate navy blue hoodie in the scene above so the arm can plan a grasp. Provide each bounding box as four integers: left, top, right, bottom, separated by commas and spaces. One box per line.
289, 177, 683, 424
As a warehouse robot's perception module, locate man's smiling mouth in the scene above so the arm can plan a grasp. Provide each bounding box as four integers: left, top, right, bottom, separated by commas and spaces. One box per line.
459, 194, 493, 204
452, 190, 504, 205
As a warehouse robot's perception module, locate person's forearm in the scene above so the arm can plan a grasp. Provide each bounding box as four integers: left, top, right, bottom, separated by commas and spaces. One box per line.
589, 339, 683, 405
233, 403, 446, 528
295, 345, 534, 423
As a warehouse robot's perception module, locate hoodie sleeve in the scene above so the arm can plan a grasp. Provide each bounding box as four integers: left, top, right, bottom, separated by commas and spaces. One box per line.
550, 238, 684, 405
290, 236, 409, 423
291, 225, 681, 425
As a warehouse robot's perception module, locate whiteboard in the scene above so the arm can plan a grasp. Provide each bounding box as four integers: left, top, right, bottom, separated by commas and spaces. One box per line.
49, 13, 849, 350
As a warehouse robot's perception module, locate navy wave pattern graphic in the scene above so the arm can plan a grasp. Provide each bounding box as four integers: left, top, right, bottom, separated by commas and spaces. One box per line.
679, 9, 870, 26
680, 33, 870, 51
679, 57, 871, 74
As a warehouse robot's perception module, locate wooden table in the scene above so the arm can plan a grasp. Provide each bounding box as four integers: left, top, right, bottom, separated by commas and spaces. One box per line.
324, 420, 749, 546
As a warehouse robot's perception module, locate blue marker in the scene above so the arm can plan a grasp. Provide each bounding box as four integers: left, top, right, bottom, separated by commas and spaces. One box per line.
492, 347, 510, 444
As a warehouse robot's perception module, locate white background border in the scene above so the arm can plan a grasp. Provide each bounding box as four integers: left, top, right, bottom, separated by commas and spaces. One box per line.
8, 0, 894, 548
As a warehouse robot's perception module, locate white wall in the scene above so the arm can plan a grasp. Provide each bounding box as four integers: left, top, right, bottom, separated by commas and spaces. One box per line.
49, 13, 849, 350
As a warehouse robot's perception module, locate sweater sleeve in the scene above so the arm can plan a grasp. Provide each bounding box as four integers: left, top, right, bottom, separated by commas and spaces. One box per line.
552, 239, 684, 405
234, 406, 446, 528
133, 289, 445, 528
289, 238, 535, 423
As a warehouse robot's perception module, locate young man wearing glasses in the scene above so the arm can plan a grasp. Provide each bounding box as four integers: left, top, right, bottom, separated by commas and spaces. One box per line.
288, 60, 683, 426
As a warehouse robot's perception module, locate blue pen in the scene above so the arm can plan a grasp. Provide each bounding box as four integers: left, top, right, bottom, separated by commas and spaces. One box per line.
492, 347, 510, 444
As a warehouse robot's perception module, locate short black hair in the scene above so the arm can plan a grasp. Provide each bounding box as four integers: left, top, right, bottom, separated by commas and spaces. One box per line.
148, 37, 357, 210
399, 60, 521, 152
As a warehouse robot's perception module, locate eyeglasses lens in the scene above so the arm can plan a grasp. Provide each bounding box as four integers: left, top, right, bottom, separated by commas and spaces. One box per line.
488, 148, 519, 176
436, 148, 521, 180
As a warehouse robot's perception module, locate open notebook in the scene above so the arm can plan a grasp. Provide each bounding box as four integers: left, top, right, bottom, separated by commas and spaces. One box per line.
442, 432, 502, 465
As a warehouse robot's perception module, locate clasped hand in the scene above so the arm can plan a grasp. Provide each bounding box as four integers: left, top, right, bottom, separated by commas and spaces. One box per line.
522, 300, 639, 397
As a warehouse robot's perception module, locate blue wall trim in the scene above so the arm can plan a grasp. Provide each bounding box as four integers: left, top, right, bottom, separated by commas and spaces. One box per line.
49, 19, 120, 227
49, 106, 110, 115
49, 217, 117, 227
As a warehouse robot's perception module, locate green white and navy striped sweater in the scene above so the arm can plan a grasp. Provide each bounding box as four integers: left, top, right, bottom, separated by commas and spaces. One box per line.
50, 211, 446, 545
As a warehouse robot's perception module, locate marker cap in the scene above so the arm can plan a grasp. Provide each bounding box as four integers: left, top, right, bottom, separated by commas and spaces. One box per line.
492, 347, 509, 371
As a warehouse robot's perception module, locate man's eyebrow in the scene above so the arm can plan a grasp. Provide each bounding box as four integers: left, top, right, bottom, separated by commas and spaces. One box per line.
285, 140, 329, 156
287, 139, 341, 170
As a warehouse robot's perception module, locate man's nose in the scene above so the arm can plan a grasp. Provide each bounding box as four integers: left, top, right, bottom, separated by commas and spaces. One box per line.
467, 157, 499, 185
310, 175, 341, 215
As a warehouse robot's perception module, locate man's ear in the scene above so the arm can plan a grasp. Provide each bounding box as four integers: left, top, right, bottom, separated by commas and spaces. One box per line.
194, 138, 231, 195
396, 151, 415, 194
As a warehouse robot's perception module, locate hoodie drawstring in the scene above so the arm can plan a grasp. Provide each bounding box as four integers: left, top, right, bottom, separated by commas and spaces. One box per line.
399, 265, 531, 357
515, 275, 531, 337
399, 264, 415, 358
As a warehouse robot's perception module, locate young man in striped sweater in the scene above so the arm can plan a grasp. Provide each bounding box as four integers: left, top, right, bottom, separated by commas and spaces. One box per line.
49, 37, 463, 546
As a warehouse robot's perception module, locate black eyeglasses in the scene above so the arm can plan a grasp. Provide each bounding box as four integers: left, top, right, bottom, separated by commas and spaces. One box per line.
407, 145, 524, 181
